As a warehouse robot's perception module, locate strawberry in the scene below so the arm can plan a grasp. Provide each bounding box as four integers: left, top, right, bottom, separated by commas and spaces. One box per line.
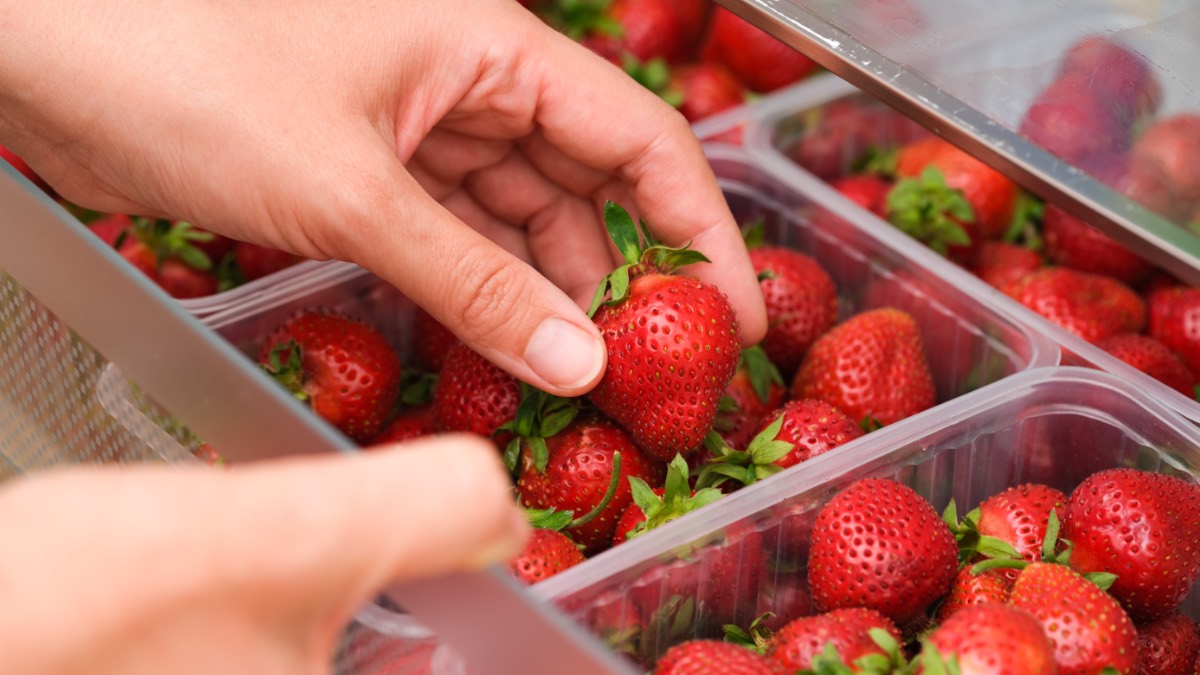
613, 455, 721, 545
790, 97, 929, 182
508, 526, 586, 585
1062, 468, 1200, 622
894, 136, 1019, 241
699, 7, 819, 93
1132, 113, 1200, 215
259, 310, 402, 443
1043, 204, 1152, 284
411, 307, 457, 373
791, 307, 936, 428
1096, 333, 1194, 397
766, 608, 900, 672
1004, 267, 1146, 343
192, 443, 226, 467
87, 213, 134, 247
885, 165, 982, 263
753, 571, 813, 633
588, 202, 740, 461
118, 218, 221, 299
431, 342, 521, 446
832, 174, 891, 218
1137, 612, 1200, 675
369, 405, 434, 446
578, 0, 691, 64
807, 478, 958, 628
655, 640, 783, 674
748, 244, 839, 378
970, 241, 1043, 291
713, 346, 786, 451
971, 484, 1067, 581
517, 411, 664, 555
1009, 562, 1138, 674
233, 241, 304, 282
712, 398, 862, 480
1020, 74, 1129, 166
1148, 287, 1200, 382
1058, 35, 1161, 124
934, 566, 1012, 622
671, 62, 746, 123
924, 603, 1055, 675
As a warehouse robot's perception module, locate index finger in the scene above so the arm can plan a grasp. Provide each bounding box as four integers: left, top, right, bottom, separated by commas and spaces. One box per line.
522, 28, 767, 345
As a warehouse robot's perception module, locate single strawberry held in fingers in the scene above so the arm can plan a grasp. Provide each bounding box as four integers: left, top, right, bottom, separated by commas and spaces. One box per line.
791, 307, 936, 428
259, 309, 402, 443
588, 202, 741, 462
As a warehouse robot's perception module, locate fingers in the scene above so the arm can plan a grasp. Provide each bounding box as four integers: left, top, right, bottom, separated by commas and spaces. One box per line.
331, 135, 607, 395
521, 31, 767, 344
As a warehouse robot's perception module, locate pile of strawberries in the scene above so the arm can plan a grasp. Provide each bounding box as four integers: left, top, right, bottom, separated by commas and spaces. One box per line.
519, 0, 821, 125
228, 202, 944, 599
650, 468, 1200, 674
784, 34, 1200, 401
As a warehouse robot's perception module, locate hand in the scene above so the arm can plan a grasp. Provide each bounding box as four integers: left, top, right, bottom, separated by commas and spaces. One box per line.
0, 436, 525, 675
0, 0, 767, 397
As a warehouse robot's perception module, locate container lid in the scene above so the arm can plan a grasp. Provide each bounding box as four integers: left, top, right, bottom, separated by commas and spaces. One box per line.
722, 0, 1200, 283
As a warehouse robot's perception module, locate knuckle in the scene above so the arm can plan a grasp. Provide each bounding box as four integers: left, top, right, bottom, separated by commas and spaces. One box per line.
448, 246, 531, 342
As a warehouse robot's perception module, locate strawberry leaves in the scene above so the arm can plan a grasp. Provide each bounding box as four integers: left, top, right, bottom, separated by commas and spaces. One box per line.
588, 202, 711, 317
261, 340, 308, 401
130, 218, 215, 272
695, 415, 793, 490
623, 455, 722, 540
886, 166, 976, 255
500, 383, 581, 473
741, 345, 784, 404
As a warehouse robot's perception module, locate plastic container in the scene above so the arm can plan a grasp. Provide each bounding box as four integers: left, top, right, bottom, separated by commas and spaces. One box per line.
743, 73, 1200, 428
175, 258, 334, 317
532, 367, 1200, 669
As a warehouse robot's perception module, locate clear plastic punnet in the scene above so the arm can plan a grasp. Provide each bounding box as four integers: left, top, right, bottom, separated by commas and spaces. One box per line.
743, 73, 1200, 430
533, 367, 1200, 669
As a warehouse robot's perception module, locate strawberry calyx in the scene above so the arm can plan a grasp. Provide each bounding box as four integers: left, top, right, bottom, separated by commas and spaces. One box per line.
911, 643, 964, 675
400, 370, 439, 407
625, 454, 722, 539
800, 628, 908, 675
722, 613, 775, 655
587, 201, 711, 317
1002, 191, 1045, 249
741, 219, 767, 250
622, 55, 684, 108
741, 345, 784, 404
214, 250, 244, 291
523, 451, 624, 532
260, 340, 310, 402
499, 383, 582, 473
854, 146, 900, 177
694, 415, 793, 490
885, 166, 976, 256
129, 217, 216, 272
542, 0, 619, 40
941, 499, 1022, 565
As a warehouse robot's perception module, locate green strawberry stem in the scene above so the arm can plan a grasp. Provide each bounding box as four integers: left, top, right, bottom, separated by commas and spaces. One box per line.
624, 455, 722, 540
260, 340, 309, 403
523, 452, 624, 531
500, 383, 582, 473
587, 201, 711, 317
721, 613, 775, 655
941, 499, 1022, 565
1002, 191, 1045, 249
694, 416, 793, 491
740, 345, 784, 404
885, 166, 975, 256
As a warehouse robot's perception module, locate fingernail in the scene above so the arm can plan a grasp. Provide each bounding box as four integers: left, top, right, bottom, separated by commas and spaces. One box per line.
466, 508, 530, 570
523, 317, 605, 391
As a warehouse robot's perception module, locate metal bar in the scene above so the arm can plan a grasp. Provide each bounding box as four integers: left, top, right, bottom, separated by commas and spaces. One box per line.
717, 0, 1200, 286
0, 166, 628, 674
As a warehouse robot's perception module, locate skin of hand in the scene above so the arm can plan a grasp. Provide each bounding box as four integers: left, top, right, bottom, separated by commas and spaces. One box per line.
0, 436, 526, 675
0, 0, 767, 399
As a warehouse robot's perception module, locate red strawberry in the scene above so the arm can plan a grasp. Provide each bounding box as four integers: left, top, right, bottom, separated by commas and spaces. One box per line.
1058, 35, 1161, 124
431, 342, 520, 446
412, 307, 457, 372
1148, 287, 1200, 381
1020, 74, 1129, 166
791, 97, 929, 182
157, 257, 220, 298
791, 307, 936, 428
934, 567, 1012, 622
832, 174, 891, 218
259, 310, 402, 443
1009, 562, 1138, 674
971, 241, 1043, 291
669, 62, 746, 123
752, 398, 863, 469
0, 144, 53, 195
234, 241, 303, 282
1004, 267, 1146, 343
87, 213, 134, 247
713, 346, 786, 451
517, 413, 664, 555
894, 136, 1019, 241
508, 527, 586, 585
192, 443, 226, 467
1132, 113, 1200, 215
118, 218, 221, 299
1062, 468, 1200, 622
655, 640, 783, 675
1043, 204, 1152, 284
767, 608, 901, 672
748, 245, 839, 378
753, 572, 813, 633
699, 7, 819, 93
580, 0, 691, 64
973, 483, 1066, 581
368, 405, 435, 446
1096, 333, 1194, 397
589, 203, 740, 461
885, 165, 982, 263
925, 603, 1056, 675
1137, 612, 1200, 675
807, 478, 958, 628
613, 455, 721, 546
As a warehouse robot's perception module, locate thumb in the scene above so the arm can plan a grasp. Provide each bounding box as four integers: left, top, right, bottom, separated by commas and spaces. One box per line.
322, 143, 608, 397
